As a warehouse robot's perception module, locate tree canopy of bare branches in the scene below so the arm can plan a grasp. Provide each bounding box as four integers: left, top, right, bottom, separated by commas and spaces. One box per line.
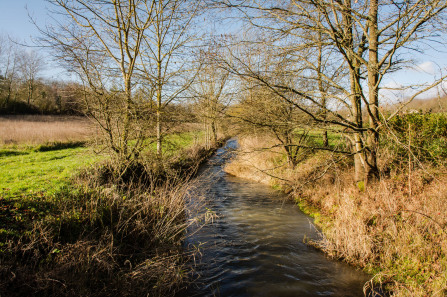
38, 0, 203, 166
214, 0, 447, 183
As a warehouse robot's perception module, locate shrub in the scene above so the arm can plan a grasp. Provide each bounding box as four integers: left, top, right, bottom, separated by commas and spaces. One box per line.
385, 112, 447, 166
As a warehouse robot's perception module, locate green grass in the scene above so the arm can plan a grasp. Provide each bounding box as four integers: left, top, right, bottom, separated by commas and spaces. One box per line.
0, 142, 103, 244
298, 129, 345, 148
1, 132, 202, 199
147, 131, 203, 156
0, 145, 101, 199
0, 132, 202, 241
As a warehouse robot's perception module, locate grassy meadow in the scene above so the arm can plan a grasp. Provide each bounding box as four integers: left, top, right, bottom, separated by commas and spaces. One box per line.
0, 115, 218, 297
1, 146, 98, 197
1, 116, 100, 246
0, 115, 98, 198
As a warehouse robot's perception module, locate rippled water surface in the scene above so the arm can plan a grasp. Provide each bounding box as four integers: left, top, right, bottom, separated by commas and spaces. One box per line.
183, 139, 369, 297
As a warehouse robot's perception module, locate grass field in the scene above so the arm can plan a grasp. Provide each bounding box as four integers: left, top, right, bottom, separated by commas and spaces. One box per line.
0, 118, 205, 199
0, 145, 100, 198
0, 115, 94, 146
0, 115, 100, 197
0, 115, 217, 296
0, 115, 206, 235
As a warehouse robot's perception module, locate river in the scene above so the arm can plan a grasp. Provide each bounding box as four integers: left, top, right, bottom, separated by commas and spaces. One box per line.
183, 139, 370, 297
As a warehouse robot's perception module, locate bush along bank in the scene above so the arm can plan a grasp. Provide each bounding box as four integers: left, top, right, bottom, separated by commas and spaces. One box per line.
0, 139, 226, 297
224, 113, 447, 297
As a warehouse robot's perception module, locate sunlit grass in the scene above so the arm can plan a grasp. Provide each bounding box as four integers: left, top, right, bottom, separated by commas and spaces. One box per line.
294, 128, 345, 148
0, 132, 206, 204
0, 145, 102, 199
146, 131, 205, 156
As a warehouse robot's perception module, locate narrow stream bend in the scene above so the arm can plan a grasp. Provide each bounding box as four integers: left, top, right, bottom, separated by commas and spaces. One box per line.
184, 139, 369, 297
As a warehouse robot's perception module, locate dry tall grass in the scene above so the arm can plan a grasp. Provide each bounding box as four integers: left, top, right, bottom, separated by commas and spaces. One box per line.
299, 168, 447, 296
0, 164, 209, 296
403, 96, 447, 113
1, 173, 197, 296
224, 135, 290, 186
227, 135, 447, 296
0, 115, 94, 145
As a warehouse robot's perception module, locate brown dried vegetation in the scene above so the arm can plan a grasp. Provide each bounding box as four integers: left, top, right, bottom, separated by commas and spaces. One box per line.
0, 164, 198, 297
226, 133, 447, 296
0, 115, 93, 146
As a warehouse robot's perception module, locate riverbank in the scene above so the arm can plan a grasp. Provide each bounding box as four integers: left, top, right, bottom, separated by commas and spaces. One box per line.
183, 138, 369, 297
0, 116, 227, 297
224, 135, 447, 296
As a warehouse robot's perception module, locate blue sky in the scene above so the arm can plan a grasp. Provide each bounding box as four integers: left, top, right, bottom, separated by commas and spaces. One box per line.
380, 48, 447, 102
1, 0, 446, 100
0, 0, 48, 43
0, 0, 65, 79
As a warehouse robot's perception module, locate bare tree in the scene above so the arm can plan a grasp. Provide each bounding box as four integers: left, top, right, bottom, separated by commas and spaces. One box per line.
40, 0, 155, 166
189, 43, 231, 147
216, 0, 447, 184
235, 83, 311, 167
0, 36, 20, 106
138, 0, 202, 156
224, 40, 318, 167
18, 50, 44, 105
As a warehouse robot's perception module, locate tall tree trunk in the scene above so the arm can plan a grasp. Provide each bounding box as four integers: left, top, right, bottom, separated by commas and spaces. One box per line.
27, 80, 34, 105
123, 77, 132, 160
341, 0, 366, 184
6, 81, 12, 105
156, 17, 163, 157
350, 73, 365, 184
317, 24, 329, 147
322, 131, 329, 147
211, 120, 217, 144
156, 87, 162, 157
285, 131, 297, 168
366, 0, 380, 181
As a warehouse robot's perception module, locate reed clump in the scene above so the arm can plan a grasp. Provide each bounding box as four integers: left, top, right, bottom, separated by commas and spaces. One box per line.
224, 135, 291, 186
291, 160, 447, 295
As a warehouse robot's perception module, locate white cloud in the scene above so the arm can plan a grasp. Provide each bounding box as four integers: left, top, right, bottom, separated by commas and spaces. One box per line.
381, 80, 403, 90
413, 61, 436, 74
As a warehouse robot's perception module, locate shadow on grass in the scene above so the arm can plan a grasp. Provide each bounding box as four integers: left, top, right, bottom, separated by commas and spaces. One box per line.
34, 141, 87, 152
0, 150, 29, 157
0, 196, 58, 241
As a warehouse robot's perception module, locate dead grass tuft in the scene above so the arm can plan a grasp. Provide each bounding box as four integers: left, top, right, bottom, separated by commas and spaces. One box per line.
224, 135, 288, 186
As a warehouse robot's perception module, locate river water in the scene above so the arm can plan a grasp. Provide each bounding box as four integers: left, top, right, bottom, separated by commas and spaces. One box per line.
183, 139, 370, 297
